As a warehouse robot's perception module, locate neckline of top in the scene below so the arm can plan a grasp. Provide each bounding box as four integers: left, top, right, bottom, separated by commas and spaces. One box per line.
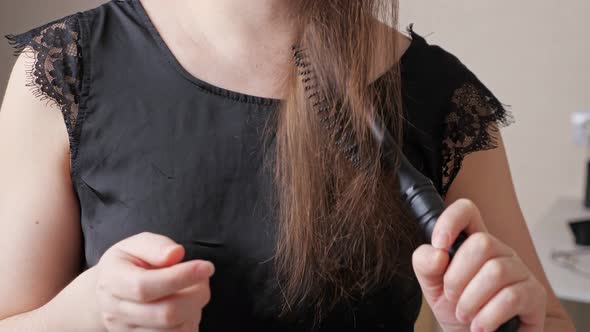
129, 0, 423, 107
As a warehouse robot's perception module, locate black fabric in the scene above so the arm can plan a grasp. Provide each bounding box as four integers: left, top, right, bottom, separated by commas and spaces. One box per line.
6, 0, 511, 331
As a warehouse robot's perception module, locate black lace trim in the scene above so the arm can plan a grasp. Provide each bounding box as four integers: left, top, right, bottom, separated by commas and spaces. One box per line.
5, 15, 82, 151
441, 81, 513, 195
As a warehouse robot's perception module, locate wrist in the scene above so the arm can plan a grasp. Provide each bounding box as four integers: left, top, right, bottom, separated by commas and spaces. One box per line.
42, 267, 106, 332
0, 307, 45, 331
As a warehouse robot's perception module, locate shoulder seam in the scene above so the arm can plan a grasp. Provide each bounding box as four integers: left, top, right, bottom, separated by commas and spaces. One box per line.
70, 10, 93, 180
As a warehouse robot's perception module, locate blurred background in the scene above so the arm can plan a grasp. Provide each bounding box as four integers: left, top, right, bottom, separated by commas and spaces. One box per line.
1, 0, 589, 331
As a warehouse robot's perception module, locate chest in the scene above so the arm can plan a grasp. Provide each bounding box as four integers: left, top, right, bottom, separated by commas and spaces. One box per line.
75, 91, 277, 265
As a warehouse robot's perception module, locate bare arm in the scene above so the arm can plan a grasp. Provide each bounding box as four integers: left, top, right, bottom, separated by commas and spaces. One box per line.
0, 53, 101, 331
444, 134, 575, 330
0, 268, 101, 331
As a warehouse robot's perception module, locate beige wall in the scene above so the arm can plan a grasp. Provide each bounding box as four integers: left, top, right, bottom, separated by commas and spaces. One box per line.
400, 1, 590, 225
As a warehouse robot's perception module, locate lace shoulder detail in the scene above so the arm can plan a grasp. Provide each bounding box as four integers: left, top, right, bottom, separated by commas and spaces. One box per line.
5, 15, 83, 155
441, 79, 513, 196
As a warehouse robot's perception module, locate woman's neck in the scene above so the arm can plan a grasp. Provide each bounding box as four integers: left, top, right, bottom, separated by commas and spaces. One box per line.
138, 0, 298, 98
177, 0, 297, 58
138, 0, 411, 99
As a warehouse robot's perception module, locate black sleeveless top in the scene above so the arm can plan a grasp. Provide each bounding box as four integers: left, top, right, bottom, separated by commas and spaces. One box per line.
6, 1, 511, 331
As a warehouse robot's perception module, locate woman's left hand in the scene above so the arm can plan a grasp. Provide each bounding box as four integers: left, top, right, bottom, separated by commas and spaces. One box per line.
412, 199, 547, 332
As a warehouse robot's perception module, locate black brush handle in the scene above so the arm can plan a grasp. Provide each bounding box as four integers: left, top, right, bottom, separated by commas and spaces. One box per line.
397, 155, 467, 256
400, 182, 467, 257
369, 116, 520, 331
397, 155, 520, 332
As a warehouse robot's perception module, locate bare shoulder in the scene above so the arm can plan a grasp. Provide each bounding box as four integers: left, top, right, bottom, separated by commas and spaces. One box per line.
1, 53, 69, 140
369, 19, 412, 81
0, 52, 71, 170
395, 29, 413, 57
0, 52, 81, 319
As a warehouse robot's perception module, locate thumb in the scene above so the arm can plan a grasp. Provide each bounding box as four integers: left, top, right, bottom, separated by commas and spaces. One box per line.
412, 244, 450, 306
112, 232, 185, 268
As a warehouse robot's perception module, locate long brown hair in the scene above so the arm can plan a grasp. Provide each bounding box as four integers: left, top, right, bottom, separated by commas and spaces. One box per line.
274, 0, 417, 320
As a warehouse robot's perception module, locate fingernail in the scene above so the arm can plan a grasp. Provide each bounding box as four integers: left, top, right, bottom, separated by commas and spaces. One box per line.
197, 261, 215, 277
432, 232, 450, 249
163, 244, 180, 256
471, 321, 484, 332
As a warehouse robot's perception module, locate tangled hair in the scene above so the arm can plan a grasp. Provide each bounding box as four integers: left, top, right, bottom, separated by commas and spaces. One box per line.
274, 0, 419, 321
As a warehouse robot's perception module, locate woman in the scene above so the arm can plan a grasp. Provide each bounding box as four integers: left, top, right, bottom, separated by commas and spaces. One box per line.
0, 0, 575, 331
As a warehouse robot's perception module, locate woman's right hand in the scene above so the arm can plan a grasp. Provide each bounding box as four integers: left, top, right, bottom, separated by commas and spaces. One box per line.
95, 232, 214, 332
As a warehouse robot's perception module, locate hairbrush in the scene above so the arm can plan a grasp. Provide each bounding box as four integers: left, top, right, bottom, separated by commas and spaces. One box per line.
292, 46, 520, 332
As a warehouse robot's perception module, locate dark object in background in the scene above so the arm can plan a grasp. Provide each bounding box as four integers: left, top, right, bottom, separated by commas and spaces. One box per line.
585, 160, 590, 208
569, 219, 590, 246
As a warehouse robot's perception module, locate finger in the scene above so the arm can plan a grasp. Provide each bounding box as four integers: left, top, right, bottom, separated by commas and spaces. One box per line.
103, 320, 185, 332
173, 320, 201, 332
471, 278, 546, 332
102, 317, 183, 332
443, 233, 514, 302
111, 232, 185, 268
101, 319, 134, 332
175, 277, 211, 309
412, 244, 450, 305
101, 318, 177, 332
133, 328, 185, 332
103, 284, 209, 329
455, 256, 529, 323
101, 258, 214, 302
432, 199, 487, 250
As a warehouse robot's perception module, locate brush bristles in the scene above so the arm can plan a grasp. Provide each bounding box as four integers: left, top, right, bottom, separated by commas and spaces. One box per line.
291, 46, 362, 169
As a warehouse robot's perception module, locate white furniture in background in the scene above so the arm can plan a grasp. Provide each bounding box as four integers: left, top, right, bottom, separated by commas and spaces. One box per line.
529, 197, 590, 303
